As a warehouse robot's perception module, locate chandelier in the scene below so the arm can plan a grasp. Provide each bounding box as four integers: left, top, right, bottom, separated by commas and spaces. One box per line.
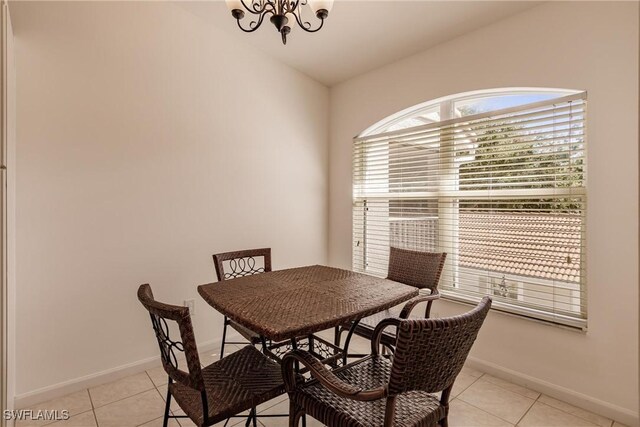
225, 0, 333, 45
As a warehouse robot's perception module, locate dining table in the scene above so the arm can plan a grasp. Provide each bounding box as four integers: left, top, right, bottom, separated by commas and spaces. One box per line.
197, 264, 419, 365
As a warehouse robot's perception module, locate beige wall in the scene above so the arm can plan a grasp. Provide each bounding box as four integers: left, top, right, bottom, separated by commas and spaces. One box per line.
329, 1, 639, 423
12, 2, 329, 396
9, 0, 640, 423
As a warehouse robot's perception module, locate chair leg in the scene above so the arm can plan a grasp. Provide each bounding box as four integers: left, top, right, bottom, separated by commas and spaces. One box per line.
440, 417, 449, 427
334, 326, 341, 346
162, 380, 172, 427
252, 408, 257, 427
289, 401, 304, 427
220, 317, 228, 360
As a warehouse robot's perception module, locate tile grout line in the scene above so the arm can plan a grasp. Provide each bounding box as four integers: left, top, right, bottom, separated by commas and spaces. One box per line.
520, 399, 605, 427
149, 363, 237, 427
90, 386, 157, 412
474, 375, 599, 426
513, 393, 538, 426
533, 393, 611, 426
144, 370, 156, 387
457, 373, 537, 426
137, 416, 164, 427
256, 394, 289, 414
458, 372, 484, 396
479, 374, 540, 400
86, 388, 100, 427
565, 403, 614, 427
149, 370, 194, 427
447, 372, 484, 406
455, 397, 520, 426
149, 377, 181, 427
43, 409, 97, 427
475, 374, 609, 426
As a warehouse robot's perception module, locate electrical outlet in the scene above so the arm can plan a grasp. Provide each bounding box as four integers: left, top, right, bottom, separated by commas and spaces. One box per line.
184, 299, 195, 316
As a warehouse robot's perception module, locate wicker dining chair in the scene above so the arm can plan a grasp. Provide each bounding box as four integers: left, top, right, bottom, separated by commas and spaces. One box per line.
137, 284, 286, 427
212, 248, 272, 359
283, 297, 492, 427
336, 247, 447, 352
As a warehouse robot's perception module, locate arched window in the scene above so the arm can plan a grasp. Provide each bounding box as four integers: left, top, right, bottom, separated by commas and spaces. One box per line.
353, 88, 587, 328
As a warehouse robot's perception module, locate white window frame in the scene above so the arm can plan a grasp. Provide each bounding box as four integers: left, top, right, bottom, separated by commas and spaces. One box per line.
353, 88, 587, 330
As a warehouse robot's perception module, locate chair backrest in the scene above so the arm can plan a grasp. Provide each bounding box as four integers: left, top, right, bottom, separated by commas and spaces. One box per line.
387, 297, 492, 396
212, 248, 272, 281
137, 284, 204, 391
386, 247, 446, 291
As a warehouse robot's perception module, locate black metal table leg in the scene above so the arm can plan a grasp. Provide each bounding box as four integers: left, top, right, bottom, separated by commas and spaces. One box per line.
260, 336, 269, 354
342, 319, 361, 365
308, 334, 314, 354
290, 338, 300, 373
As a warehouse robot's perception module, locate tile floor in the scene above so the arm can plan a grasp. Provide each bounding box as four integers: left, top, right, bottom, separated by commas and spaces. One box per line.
17, 334, 627, 427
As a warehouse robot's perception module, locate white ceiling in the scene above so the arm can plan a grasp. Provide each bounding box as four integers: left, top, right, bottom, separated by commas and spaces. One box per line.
178, 1, 542, 86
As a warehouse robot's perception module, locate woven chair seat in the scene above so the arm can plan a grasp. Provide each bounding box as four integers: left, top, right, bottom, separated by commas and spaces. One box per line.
229, 320, 262, 344
170, 346, 285, 427
291, 356, 445, 427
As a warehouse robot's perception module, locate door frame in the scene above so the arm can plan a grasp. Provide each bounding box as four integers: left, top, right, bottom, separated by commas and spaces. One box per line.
0, 1, 12, 425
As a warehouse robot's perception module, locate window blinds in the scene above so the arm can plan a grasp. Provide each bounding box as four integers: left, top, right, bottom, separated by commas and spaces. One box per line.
353, 92, 587, 329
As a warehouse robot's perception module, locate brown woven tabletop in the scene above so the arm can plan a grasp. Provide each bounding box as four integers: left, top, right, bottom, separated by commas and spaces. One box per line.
198, 265, 419, 342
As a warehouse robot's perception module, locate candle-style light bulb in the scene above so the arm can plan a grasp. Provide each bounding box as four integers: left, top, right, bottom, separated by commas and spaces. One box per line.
226, 0, 245, 19
225, 0, 243, 10
285, 12, 297, 31
307, 0, 333, 18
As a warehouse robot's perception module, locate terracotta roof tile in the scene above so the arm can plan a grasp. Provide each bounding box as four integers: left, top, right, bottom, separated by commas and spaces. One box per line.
459, 213, 582, 283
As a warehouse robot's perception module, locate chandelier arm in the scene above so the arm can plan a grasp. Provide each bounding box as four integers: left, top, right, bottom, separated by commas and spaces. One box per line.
292, 12, 325, 33
235, 11, 269, 32
239, 0, 268, 15
265, 0, 278, 14
284, 0, 300, 13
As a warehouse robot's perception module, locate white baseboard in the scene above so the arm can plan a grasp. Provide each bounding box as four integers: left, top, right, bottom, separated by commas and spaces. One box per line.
13, 336, 233, 409
466, 356, 640, 427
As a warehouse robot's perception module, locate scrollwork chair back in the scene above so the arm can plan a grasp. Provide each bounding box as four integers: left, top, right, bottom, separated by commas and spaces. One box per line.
137, 284, 204, 391
213, 248, 272, 281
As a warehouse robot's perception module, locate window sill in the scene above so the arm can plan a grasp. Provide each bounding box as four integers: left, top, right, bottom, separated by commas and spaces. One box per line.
439, 291, 588, 333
